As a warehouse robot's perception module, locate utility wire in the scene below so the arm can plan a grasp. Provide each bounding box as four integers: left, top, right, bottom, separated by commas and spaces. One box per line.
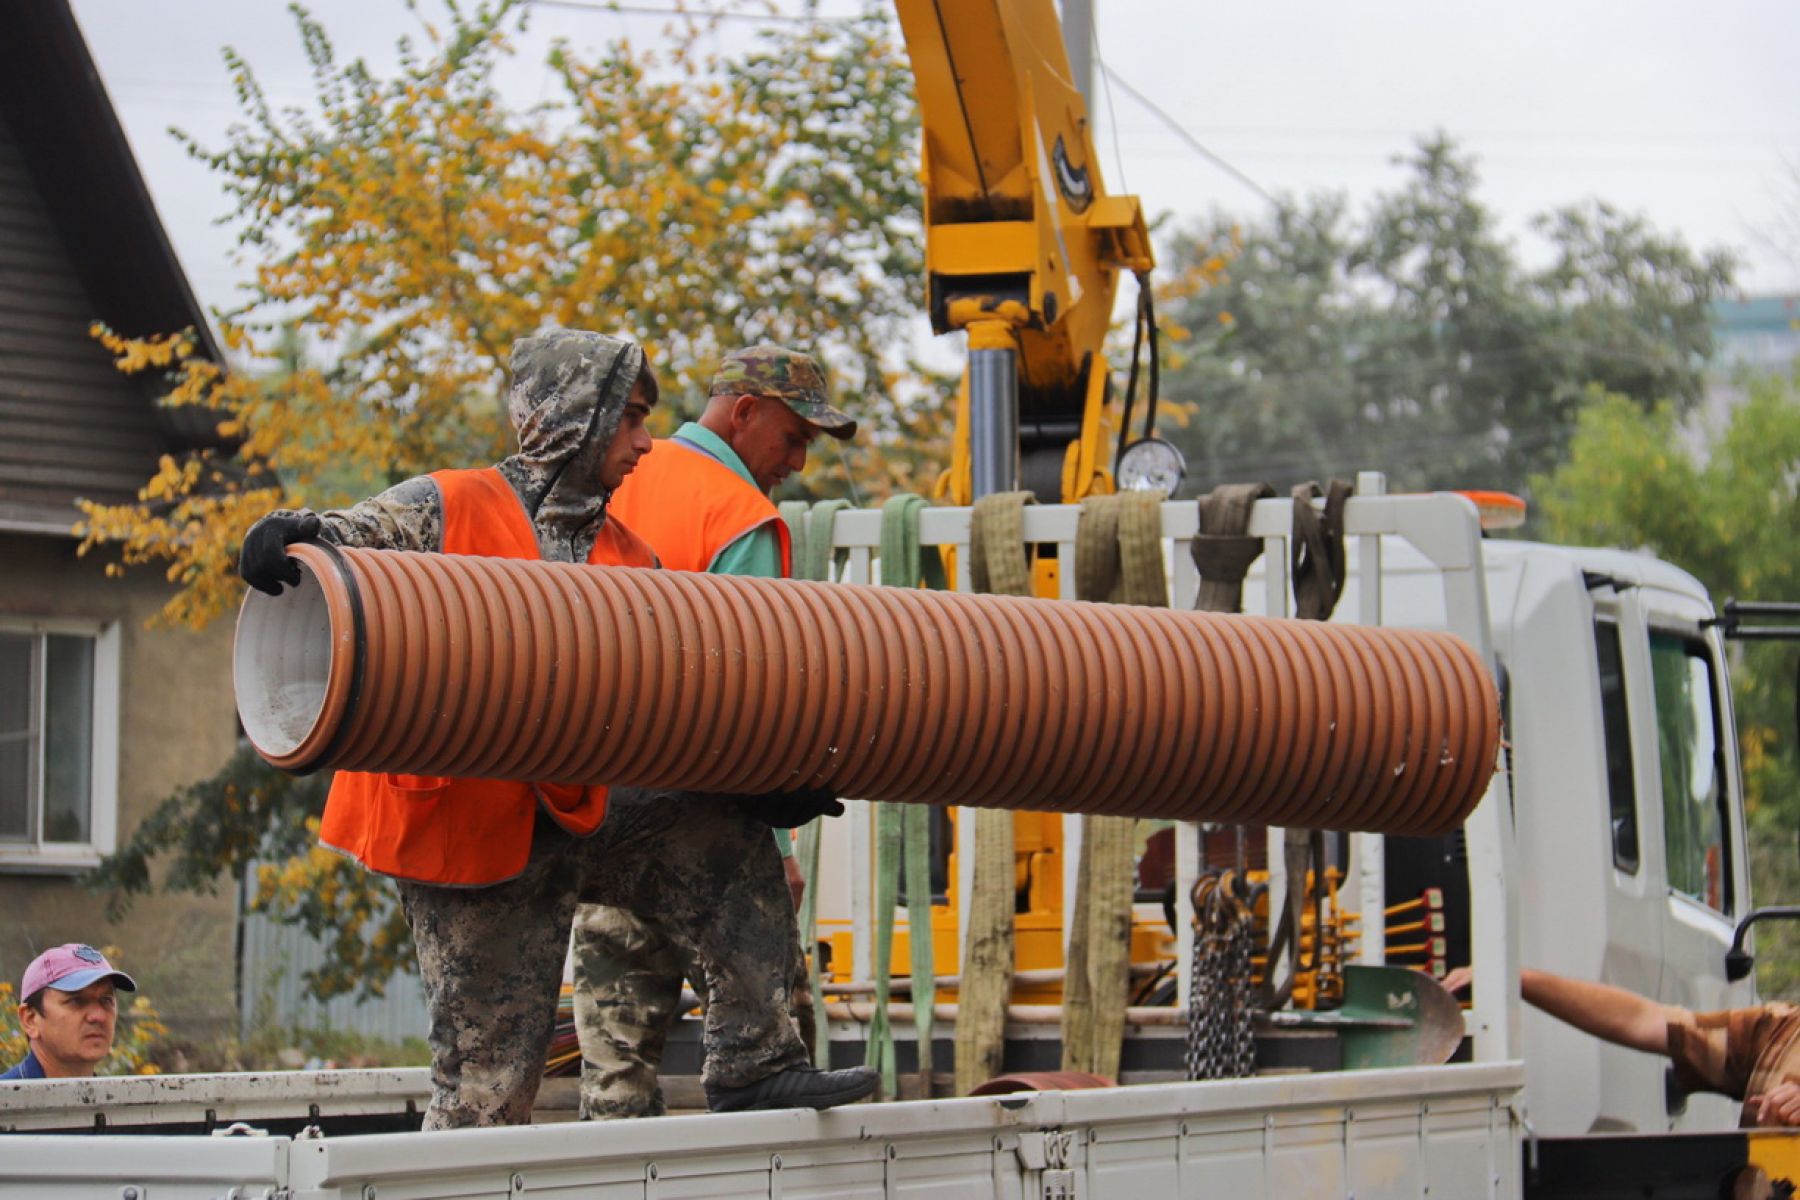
526, 0, 854, 25
1086, 12, 1129, 194
1171, 336, 1708, 392
1097, 61, 1277, 209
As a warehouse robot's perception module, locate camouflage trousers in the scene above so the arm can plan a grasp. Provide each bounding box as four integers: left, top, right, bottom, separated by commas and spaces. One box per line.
395, 790, 809, 1130
572, 901, 814, 1119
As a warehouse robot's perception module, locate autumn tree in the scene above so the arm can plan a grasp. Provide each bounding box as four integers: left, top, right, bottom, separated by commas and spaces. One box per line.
1155, 135, 1736, 502
89, 0, 939, 998
80, 0, 934, 628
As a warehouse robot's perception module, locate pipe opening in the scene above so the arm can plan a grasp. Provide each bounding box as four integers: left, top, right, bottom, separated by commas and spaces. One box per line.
233, 557, 337, 761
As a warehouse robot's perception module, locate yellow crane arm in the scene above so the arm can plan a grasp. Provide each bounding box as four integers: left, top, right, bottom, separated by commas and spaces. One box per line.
896, 0, 1153, 503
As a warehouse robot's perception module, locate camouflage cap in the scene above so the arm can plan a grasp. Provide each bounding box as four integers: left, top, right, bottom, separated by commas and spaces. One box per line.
708, 344, 857, 440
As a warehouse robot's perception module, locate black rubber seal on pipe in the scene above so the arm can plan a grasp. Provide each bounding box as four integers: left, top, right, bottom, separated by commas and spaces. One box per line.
293, 538, 368, 776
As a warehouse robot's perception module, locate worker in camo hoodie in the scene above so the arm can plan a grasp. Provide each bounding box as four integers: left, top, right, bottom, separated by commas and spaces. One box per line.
236, 329, 876, 1128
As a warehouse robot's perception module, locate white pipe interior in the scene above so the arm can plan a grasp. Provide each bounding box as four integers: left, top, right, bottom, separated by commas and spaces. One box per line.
233, 558, 335, 759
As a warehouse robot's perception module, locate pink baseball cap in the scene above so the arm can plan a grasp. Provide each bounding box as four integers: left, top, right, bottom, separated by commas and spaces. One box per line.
20, 944, 137, 1000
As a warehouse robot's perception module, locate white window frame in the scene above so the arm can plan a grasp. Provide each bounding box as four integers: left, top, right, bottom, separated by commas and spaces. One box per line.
0, 616, 120, 873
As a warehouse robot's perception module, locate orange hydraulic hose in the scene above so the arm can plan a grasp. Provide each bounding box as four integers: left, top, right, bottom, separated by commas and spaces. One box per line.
233, 545, 1500, 835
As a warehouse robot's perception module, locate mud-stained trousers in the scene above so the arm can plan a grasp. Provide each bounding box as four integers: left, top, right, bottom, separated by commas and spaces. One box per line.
396, 790, 809, 1130
572, 903, 814, 1119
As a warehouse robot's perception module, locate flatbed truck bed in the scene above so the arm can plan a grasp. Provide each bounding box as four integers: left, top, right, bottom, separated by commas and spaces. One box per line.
3, 1064, 1521, 1198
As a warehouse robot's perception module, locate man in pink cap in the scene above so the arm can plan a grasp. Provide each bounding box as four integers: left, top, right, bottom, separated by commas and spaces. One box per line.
3, 944, 137, 1080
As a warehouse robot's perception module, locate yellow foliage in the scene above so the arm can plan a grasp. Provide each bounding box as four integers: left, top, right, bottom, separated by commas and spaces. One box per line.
75, 3, 935, 629
0, 984, 24, 1069
88, 324, 194, 373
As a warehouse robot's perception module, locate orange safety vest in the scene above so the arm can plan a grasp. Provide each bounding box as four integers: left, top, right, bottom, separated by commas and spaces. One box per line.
608, 438, 793, 577
318, 467, 658, 887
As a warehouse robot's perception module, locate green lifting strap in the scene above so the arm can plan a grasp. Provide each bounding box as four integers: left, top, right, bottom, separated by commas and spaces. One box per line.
786, 498, 848, 1066
967, 491, 1034, 596
1063, 491, 1168, 1080
954, 491, 1035, 1096
779, 499, 810, 575
806, 499, 850, 583
1073, 490, 1168, 606
865, 494, 945, 1098
879, 492, 949, 591
795, 819, 827, 1066
869, 800, 902, 1096
903, 804, 935, 1089
892, 498, 943, 1093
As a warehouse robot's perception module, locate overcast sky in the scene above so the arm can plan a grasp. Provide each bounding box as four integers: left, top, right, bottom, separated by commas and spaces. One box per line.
70, 0, 1800, 329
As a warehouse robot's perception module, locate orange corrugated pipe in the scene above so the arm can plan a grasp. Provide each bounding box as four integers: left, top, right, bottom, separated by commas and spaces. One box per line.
233, 545, 1499, 835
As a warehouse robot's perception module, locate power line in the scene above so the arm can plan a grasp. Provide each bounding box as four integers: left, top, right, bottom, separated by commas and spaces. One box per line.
1165, 336, 1712, 393
1095, 61, 1277, 209
1086, 10, 1128, 194
525, 0, 854, 25
1104, 122, 1792, 149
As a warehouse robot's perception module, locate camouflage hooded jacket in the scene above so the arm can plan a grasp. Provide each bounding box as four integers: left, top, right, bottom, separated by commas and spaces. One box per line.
297, 330, 653, 564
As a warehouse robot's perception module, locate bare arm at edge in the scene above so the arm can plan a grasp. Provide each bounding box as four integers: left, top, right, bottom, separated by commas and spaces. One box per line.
1520, 966, 1690, 1057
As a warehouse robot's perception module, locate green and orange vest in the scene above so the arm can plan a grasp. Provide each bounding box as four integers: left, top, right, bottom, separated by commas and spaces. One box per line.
607, 438, 793, 576
318, 467, 657, 886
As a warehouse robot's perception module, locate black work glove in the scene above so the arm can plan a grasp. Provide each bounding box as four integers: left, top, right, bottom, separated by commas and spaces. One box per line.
238, 512, 322, 596
739, 785, 845, 829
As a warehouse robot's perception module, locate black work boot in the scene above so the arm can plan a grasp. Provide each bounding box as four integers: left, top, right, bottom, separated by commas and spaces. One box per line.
705, 1065, 880, 1112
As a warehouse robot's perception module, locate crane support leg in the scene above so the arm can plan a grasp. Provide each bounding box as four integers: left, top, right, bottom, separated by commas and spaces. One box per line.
967, 317, 1022, 499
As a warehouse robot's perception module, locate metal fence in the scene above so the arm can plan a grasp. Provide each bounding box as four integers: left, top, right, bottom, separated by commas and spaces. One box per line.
237, 873, 429, 1044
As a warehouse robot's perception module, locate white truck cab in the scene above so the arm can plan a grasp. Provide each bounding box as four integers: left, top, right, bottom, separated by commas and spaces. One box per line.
1477, 541, 1753, 1134
1237, 520, 1754, 1136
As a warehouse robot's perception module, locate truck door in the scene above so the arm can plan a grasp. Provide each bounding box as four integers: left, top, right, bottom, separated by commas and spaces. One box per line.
1578, 593, 1670, 1131
1592, 603, 1663, 1006
1640, 598, 1755, 1130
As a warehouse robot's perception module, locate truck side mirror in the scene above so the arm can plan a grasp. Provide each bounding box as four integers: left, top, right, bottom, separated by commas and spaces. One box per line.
1724, 906, 1800, 983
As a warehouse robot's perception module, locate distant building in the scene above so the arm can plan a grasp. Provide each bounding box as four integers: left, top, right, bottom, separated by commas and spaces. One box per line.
0, 1, 239, 1042
1711, 294, 1800, 374
1689, 294, 1800, 451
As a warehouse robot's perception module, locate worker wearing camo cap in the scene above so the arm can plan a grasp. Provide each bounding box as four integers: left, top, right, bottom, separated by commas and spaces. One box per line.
579, 344, 859, 1119
3, 944, 138, 1080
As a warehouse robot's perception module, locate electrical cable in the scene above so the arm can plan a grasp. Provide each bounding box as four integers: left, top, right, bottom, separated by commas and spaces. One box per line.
1087, 9, 1129, 193
831, 436, 865, 508
1178, 334, 1706, 388
1114, 281, 1147, 476
1112, 271, 1165, 476
1096, 60, 1277, 208
1142, 273, 1161, 445
526, 0, 855, 25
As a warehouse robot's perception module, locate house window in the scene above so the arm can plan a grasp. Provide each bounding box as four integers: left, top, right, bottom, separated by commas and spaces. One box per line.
1593, 619, 1639, 873
0, 620, 119, 871
1650, 631, 1732, 915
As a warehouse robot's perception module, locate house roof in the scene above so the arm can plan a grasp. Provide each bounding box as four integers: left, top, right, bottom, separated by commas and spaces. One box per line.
0, 0, 224, 535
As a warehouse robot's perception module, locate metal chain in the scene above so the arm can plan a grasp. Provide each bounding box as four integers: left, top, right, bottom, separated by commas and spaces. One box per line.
1185, 870, 1257, 1080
